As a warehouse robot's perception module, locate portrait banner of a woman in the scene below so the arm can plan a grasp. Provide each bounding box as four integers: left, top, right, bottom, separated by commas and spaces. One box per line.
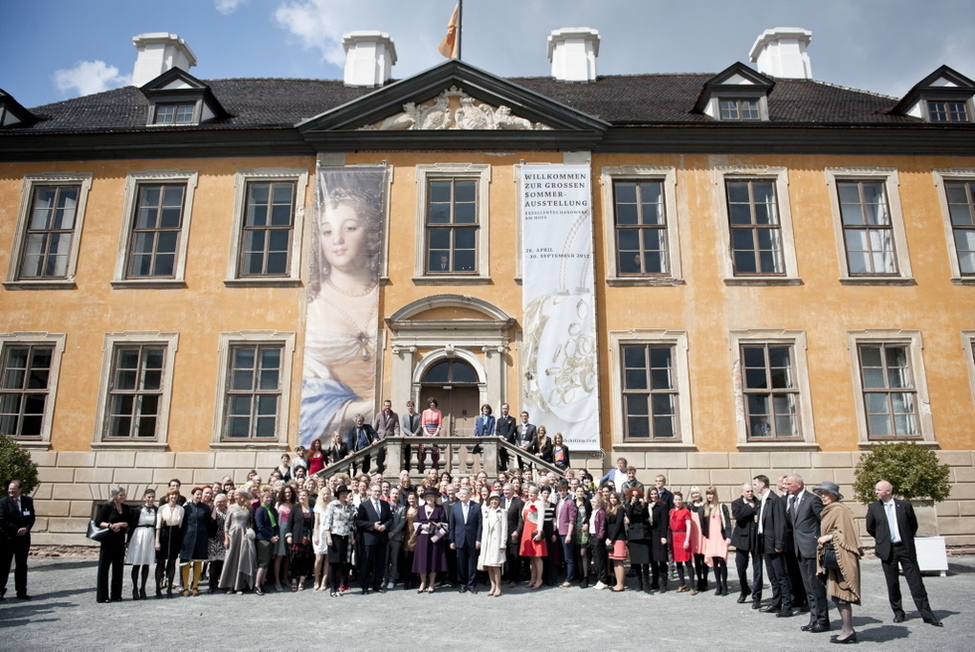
299, 166, 389, 448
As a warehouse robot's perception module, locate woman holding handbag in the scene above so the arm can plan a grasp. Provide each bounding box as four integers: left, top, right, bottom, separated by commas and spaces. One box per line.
814, 481, 862, 645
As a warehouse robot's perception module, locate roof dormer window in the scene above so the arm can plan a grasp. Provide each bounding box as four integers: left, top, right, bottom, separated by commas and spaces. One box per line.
694, 62, 774, 122
892, 65, 975, 123
153, 102, 197, 125
139, 67, 226, 127
927, 100, 970, 122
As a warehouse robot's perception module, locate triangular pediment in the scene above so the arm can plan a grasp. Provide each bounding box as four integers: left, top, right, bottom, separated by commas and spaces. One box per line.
0, 88, 38, 128
892, 65, 975, 116
693, 62, 775, 113
139, 67, 228, 121
298, 59, 609, 141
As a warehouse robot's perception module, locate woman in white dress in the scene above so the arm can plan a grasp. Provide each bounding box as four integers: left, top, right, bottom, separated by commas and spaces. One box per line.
125, 488, 157, 600
478, 491, 508, 597
312, 486, 333, 590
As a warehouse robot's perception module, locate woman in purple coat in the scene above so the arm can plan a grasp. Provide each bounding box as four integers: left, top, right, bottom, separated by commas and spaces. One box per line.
412, 487, 448, 593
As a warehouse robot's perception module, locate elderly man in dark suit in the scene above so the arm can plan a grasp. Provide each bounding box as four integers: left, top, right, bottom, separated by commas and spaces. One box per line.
785, 474, 830, 633
344, 413, 378, 476
356, 482, 392, 594
866, 480, 942, 627
753, 474, 793, 617
0, 479, 36, 600
731, 482, 759, 604
448, 486, 483, 593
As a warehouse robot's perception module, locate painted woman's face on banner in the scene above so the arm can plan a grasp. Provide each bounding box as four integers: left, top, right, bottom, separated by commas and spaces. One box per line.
320, 202, 366, 274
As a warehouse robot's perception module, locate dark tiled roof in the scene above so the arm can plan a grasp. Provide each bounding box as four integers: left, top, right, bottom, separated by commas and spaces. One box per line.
18, 72, 916, 133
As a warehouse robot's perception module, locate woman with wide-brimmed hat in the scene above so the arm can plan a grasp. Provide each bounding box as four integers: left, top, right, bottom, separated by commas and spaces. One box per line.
412, 486, 448, 593
323, 484, 357, 597
813, 481, 862, 645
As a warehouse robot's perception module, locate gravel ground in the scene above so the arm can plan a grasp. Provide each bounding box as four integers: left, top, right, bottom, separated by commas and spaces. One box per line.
0, 555, 971, 650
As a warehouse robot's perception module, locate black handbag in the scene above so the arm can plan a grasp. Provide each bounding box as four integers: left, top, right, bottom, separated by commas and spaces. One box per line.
821, 542, 840, 570
86, 519, 109, 542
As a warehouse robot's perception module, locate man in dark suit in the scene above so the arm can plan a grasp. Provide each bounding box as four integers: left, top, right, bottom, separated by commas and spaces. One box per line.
500, 482, 524, 586
400, 400, 422, 471
372, 399, 399, 474
866, 480, 942, 627
356, 482, 392, 594
515, 411, 537, 471
448, 486, 483, 593
785, 474, 830, 633
0, 479, 35, 600
344, 413, 378, 475
779, 475, 808, 613
731, 482, 759, 604
753, 474, 793, 617
496, 403, 517, 472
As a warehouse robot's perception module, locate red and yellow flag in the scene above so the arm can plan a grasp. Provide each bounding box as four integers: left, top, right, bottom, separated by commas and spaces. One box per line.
438, 4, 460, 59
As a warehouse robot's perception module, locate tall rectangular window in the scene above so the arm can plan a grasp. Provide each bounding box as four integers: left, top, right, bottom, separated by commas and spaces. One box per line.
238, 181, 295, 277
621, 343, 679, 440
857, 343, 919, 439
17, 185, 79, 279
223, 343, 283, 440
0, 344, 53, 439
740, 344, 799, 440
426, 178, 478, 274
127, 183, 186, 278
837, 180, 897, 275
104, 344, 167, 440
945, 180, 975, 275
726, 179, 783, 275
614, 180, 668, 275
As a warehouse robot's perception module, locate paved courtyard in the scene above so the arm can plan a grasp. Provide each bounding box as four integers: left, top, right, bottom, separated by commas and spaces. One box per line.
0, 554, 971, 650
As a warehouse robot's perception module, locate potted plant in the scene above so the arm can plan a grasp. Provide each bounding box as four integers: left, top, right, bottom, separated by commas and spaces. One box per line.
853, 442, 951, 573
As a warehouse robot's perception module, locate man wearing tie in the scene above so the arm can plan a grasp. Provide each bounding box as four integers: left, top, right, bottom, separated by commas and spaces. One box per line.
448, 486, 483, 593
372, 399, 399, 474
344, 413, 378, 476
785, 474, 830, 633
500, 482, 524, 586
866, 480, 942, 627
0, 479, 35, 600
356, 483, 392, 594
753, 474, 792, 617
515, 411, 538, 471
495, 403, 517, 472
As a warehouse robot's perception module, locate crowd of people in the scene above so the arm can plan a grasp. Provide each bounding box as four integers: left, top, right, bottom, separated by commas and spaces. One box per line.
78, 448, 946, 642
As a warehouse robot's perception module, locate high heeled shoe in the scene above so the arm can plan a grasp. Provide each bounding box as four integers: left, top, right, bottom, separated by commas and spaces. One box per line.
830, 632, 858, 645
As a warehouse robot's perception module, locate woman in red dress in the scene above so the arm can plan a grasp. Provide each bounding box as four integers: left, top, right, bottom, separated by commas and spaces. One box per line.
307, 438, 326, 475
669, 490, 694, 592
519, 484, 547, 589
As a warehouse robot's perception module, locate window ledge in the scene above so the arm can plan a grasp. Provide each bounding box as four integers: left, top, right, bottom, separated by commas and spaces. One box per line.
839, 277, 916, 286
607, 277, 686, 287
90, 441, 169, 451
615, 442, 697, 451
223, 278, 303, 289
950, 277, 975, 286
412, 276, 493, 286
210, 441, 287, 450
3, 280, 77, 291
10, 441, 51, 451
724, 277, 802, 287
111, 280, 186, 290
737, 442, 820, 451
858, 439, 938, 450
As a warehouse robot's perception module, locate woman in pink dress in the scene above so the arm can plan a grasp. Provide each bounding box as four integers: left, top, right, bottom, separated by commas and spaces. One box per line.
702, 485, 732, 596
669, 491, 693, 592
519, 485, 548, 589
420, 397, 442, 472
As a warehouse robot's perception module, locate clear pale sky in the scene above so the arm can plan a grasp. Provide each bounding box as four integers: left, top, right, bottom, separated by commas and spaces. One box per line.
2, 0, 974, 108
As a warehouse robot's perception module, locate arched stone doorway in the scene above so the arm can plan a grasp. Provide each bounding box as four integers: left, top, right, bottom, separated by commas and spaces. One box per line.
418, 357, 480, 435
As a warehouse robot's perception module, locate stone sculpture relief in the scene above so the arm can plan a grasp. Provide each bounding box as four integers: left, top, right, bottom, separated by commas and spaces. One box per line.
361, 87, 551, 131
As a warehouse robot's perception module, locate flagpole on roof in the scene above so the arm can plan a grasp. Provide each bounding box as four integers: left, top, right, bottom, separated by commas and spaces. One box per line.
457, 0, 463, 60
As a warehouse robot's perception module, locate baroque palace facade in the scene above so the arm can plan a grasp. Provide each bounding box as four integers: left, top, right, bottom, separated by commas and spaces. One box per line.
2, 28, 974, 546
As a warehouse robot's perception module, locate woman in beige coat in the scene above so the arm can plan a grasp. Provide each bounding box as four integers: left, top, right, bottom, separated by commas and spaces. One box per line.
814, 481, 862, 645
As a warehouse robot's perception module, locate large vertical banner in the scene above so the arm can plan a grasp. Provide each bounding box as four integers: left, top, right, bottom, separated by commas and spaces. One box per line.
300, 166, 388, 448
520, 164, 599, 451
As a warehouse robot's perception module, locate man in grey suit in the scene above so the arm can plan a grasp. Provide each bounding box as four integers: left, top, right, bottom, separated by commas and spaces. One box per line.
865, 480, 942, 627
515, 411, 537, 471
785, 474, 830, 633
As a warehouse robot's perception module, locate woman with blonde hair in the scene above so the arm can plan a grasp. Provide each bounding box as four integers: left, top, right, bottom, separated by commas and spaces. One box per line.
219, 490, 256, 594
814, 482, 862, 644
701, 485, 732, 596
604, 490, 627, 592
311, 485, 333, 590
155, 488, 184, 598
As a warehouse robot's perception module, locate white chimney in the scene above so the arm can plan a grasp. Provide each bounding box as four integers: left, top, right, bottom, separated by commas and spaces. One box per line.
342, 31, 397, 87
749, 27, 812, 79
548, 28, 599, 82
132, 33, 198, 87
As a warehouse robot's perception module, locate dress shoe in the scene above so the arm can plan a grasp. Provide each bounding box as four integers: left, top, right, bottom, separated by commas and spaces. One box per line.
777, 609, 796, 618
760, 604, 781, 613
361, 588, 370, 595
97, 599, 110, 604
737, 594, 748, 604
469, 587, 477, 594
751, 601, 762, 609
810, 624, 831, 633
580, 579, 589, 589
801, 625, 812, 632
459, 587, 467, 594
893, 614, 906, 623
829, 632, 857, 645
16, 594, 32, 601
923, 618, 943, 627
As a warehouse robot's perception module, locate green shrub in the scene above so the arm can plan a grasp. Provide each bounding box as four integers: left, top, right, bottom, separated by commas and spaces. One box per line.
852, 442, 951, 505
0, 434, 40, 495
